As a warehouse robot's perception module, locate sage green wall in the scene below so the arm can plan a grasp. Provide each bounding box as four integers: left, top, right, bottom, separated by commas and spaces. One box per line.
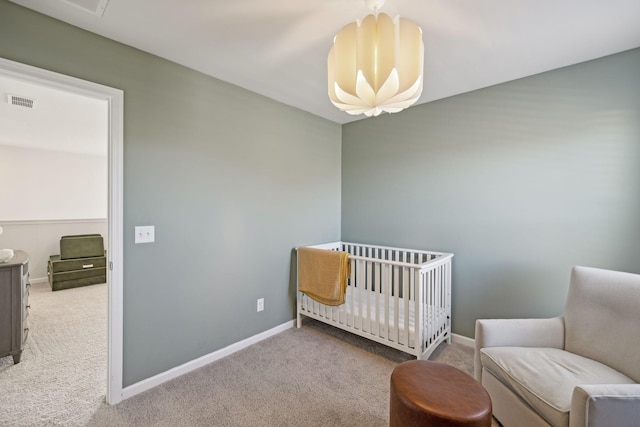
342, 48, 640, 338
0, 1, 341, 386
3, 0, 639, 385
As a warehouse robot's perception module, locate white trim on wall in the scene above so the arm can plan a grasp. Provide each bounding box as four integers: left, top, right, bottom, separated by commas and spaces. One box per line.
122, 320, 295, 400
0, 57, 125, 405
0, 219, 107, 225
107, 83, 124, 404
452, 333, 475, 348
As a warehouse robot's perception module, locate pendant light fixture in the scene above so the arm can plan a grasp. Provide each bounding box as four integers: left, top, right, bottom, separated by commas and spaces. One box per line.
328, 0, 424, 117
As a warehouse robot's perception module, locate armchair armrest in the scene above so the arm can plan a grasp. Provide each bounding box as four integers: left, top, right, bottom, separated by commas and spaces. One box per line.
474, 317, 565, 381
570, 384, 640, 427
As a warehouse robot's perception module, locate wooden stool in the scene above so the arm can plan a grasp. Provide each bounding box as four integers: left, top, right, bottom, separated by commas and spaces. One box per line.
390, 360, 492, 427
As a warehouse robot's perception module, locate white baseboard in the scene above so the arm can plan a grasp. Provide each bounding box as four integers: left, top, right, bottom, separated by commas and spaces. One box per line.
30, 277, 49, 285
121, 320, 295, 401
452, 333, 475, 348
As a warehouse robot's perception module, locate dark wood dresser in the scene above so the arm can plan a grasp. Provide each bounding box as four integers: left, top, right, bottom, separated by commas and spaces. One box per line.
0, 250, 30, 364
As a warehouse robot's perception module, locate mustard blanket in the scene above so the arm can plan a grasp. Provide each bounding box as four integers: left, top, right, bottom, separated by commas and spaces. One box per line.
298, 247, 350, 306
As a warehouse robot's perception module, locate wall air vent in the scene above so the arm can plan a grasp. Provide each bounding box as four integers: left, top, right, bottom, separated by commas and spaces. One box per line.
8, 95, 35, 109
61, 0, 110, 17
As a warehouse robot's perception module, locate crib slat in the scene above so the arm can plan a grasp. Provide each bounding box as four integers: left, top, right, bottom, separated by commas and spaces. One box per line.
432, 268, 436, 343
438, 266, 443, 335
356, 258, 363, 331
374, 260, 380, 336
365, 260, 372, 333
383, 263, 389, 340
349, 257, 355, 327
415, 269, 423, 355
435, 269, 440, 345
403, 266, 410, 348
425, 268, 432, 346
436, 266, 441, 340
393, 264, 400, 344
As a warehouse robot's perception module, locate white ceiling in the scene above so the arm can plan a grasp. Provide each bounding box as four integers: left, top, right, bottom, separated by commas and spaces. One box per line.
6, 0, 640, 126
0, 74, 108, 156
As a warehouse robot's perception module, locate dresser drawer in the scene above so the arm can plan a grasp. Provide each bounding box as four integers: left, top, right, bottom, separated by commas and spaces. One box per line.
0, 250, 29, 364
22, 276, 30, 299
23, 300, 29, 321
23, 280, 30, 319
22, 326, 29, 345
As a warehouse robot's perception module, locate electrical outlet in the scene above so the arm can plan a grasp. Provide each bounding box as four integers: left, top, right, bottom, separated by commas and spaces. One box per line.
257, 298, 264, 312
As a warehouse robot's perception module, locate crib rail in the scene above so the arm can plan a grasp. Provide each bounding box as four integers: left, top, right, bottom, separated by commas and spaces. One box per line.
296, 242, 453, 360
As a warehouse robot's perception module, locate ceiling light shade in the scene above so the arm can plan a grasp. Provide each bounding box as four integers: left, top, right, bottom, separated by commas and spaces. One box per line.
328, 4, 424, 117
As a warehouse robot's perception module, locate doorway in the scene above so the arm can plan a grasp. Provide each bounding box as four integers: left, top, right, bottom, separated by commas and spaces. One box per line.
0, 57, 124, 404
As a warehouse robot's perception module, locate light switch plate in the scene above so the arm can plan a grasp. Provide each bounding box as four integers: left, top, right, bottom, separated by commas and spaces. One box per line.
135, 225, 155, 244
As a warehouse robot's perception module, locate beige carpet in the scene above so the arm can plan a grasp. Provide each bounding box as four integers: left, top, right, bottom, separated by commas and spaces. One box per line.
0, 281, 107, 426
86, 321, 491, 427
1, 282, 495, 426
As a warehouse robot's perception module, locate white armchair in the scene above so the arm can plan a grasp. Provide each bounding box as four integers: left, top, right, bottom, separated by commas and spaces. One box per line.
474, 266, 640, 427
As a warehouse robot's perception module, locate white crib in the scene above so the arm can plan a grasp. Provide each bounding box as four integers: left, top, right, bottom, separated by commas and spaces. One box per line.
296, 242, 453, 360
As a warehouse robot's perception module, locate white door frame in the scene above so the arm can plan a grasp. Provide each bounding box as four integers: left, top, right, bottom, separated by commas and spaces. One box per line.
0, 57, 125, 404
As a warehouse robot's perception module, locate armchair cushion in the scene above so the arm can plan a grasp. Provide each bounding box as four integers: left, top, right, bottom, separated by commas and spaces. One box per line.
474, 317, 565, 381
481, 347, 635, 427
564, 266, 640, 382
